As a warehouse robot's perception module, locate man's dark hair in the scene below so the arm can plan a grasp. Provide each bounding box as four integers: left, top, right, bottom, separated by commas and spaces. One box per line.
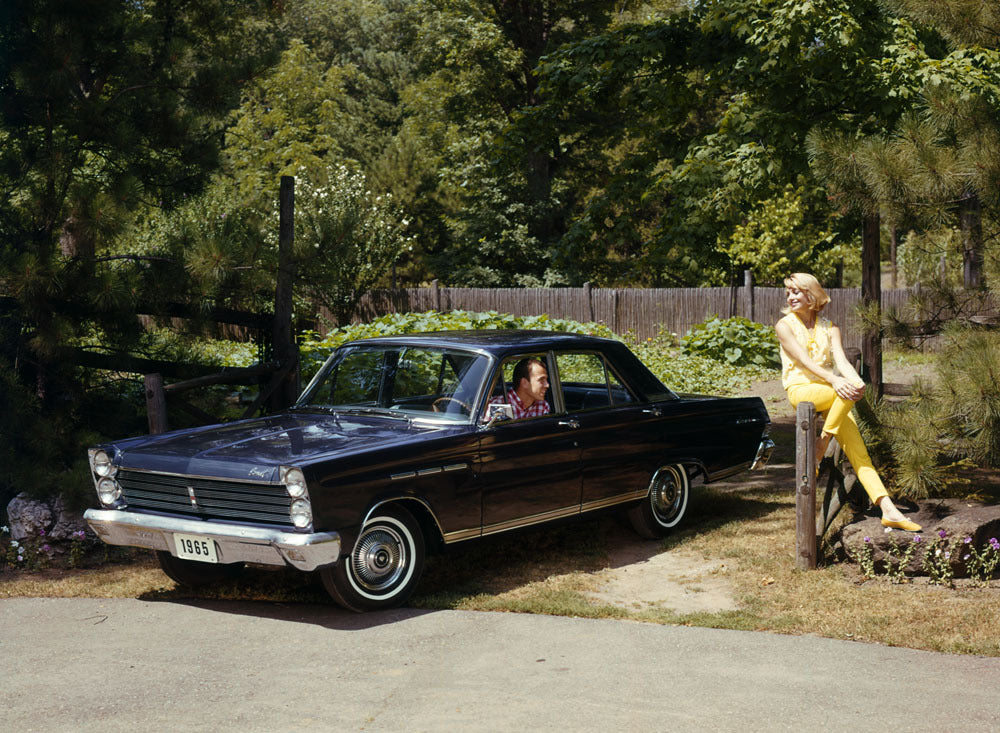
512, 357, 544, 389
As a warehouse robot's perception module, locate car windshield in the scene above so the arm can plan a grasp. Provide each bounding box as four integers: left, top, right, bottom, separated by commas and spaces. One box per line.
296, 344, 490, 422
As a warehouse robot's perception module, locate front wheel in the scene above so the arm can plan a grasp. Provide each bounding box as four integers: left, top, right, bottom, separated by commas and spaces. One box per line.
320, 506, 425, 612
156, 551, 244, 587
627, 464, 690, 539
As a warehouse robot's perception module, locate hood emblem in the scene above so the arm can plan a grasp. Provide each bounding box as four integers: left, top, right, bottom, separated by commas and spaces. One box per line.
187, 485, 198, 507
248, 467, 270, 479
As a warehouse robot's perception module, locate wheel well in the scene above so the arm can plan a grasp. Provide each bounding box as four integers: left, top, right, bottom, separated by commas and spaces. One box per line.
368, 498, 445, 555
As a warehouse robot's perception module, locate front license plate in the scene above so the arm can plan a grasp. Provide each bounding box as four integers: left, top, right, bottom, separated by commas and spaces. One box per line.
173, 533, 218, 563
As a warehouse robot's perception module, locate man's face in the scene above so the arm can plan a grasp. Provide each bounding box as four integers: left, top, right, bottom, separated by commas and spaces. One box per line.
523, 362, 549, 404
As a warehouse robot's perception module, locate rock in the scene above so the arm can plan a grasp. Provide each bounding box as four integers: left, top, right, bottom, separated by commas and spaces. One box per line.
6, 493, 89, 544
836, 499, 1000, 577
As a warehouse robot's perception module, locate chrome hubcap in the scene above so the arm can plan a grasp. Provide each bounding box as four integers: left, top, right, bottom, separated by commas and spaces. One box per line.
352, 526, 407, 592
651, 469, 683, 523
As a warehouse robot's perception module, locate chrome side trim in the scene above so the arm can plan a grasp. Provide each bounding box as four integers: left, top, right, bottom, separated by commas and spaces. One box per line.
391, 463, 469, 481
481, 505, 581, 536
442, 527, 481, 543
580, 490, 647, 513
84, 508, 340, 572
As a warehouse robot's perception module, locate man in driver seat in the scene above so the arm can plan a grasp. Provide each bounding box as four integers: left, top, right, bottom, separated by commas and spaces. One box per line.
491, 357, 550, 419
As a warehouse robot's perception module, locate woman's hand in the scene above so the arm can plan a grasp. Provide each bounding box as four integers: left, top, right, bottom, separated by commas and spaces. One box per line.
831, 375, 864, 402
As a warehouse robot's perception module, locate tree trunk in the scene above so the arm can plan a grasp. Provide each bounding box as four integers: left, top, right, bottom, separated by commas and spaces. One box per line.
861, 213, 883, 398
960, 193, 984, 289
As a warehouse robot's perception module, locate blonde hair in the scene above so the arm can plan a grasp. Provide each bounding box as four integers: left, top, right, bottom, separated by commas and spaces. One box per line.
782, 273, 830, 314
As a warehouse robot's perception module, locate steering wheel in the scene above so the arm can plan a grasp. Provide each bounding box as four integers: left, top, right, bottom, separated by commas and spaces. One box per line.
432, 396, 470, 414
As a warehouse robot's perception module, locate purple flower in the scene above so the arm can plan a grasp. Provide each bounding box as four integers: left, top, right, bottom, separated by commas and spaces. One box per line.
42, 544, 50, 552
990, 538, 1000, 550
964, 554, 971, 560
913, 535, 922, 543
938, 529, 947, 539
39, 529, 46, 537
964, 537, 973, 544
863, 537, 871, 544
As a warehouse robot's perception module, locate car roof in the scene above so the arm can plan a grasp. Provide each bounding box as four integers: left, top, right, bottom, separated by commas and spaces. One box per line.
340, 329, 617, 356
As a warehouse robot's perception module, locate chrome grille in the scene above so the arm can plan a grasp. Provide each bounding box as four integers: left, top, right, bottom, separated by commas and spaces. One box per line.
117, 469, 293, 527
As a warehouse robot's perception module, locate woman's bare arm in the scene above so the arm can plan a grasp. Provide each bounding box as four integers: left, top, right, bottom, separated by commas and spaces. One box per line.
775, 319, 863, 400
829, 325, 863, 386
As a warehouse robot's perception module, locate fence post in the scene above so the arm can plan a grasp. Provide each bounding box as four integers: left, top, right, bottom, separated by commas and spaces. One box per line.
432, 279, 441, 311
795, 401, 817, 569
743, 269, 755, 322
144, 373, 169, 434
583, 281, 594, 322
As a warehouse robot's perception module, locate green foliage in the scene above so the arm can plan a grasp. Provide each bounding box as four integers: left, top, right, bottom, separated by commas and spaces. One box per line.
720, 184, 857, 286
679, 317, 780, 368
292, 165, 414, 324
862, 326, 1000, 499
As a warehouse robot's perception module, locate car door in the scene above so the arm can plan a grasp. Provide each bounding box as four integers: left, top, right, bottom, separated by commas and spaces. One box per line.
553, 351, 661, 512
477, 352, 583, 535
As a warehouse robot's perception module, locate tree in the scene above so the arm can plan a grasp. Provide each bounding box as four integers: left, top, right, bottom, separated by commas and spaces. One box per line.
410, 0, 624, 286
0, 0, 277, 392
520, 0, 919, 286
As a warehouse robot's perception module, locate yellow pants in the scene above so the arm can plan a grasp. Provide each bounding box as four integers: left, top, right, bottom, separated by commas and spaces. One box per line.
786, 382, 888, 504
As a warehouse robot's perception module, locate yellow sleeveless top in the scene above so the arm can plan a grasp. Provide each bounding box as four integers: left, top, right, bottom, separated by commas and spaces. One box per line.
779, 312, 834, 389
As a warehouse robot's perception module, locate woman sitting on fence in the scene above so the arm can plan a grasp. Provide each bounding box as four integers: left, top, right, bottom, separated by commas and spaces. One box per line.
775, 272, 921, 532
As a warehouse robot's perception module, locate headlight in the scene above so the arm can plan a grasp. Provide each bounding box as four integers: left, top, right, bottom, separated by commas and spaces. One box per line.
97, 478, 121, 506
280, 466, 308, 498
290, 499, 312, 528
90, 449, 115, 478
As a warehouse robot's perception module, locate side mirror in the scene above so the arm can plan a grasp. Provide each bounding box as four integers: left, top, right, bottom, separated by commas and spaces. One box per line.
484, 403, 514, 428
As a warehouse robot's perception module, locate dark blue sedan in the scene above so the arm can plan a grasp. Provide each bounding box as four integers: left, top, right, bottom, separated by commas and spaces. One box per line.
85, 330, 772, 611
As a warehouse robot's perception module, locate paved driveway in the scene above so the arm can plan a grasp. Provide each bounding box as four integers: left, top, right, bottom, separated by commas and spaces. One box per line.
2, 597, 998, 732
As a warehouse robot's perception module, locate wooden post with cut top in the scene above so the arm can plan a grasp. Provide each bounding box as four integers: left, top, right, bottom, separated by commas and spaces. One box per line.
795, 401, 817, 569
144, 373, 169, 434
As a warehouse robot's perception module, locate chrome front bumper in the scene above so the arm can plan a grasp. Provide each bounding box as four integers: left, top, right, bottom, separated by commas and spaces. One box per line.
751, 437, 775, 470
84, 509, 341, 572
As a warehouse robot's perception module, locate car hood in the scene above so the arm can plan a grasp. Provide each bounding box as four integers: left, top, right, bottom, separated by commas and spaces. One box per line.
107, 413, 465, 482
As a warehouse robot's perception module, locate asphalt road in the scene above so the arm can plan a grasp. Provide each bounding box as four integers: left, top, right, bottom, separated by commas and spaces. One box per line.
2, 597, 998, 732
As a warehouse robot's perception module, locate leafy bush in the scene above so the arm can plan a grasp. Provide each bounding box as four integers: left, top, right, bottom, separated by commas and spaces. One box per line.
679, 316, 780, 368
630, 333, 777, 396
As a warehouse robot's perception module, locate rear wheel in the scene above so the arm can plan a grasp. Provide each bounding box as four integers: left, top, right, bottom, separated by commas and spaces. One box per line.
156, 551, 244, 587
320, 505, 425, 612
627, 464, 690, 539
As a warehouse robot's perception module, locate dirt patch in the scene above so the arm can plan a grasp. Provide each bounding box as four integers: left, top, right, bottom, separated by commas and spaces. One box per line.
583, 548, 736, 614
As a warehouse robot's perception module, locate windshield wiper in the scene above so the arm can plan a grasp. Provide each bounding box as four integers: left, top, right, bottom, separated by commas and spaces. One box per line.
339, 406, 411, 422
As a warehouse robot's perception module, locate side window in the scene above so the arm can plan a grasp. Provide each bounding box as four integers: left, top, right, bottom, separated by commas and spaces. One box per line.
556, 352, 635, 411
484, 353, 551, 421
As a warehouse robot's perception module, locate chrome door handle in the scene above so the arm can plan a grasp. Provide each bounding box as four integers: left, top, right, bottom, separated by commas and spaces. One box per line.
558, 419, 580, 429
642, 408, 662, 417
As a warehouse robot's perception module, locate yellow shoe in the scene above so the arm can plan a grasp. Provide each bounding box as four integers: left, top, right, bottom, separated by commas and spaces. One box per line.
881, 517, 922, 532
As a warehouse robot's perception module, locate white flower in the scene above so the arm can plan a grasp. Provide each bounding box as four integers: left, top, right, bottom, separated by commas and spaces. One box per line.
10, 540, 19, 548
1, 526, 7, 533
